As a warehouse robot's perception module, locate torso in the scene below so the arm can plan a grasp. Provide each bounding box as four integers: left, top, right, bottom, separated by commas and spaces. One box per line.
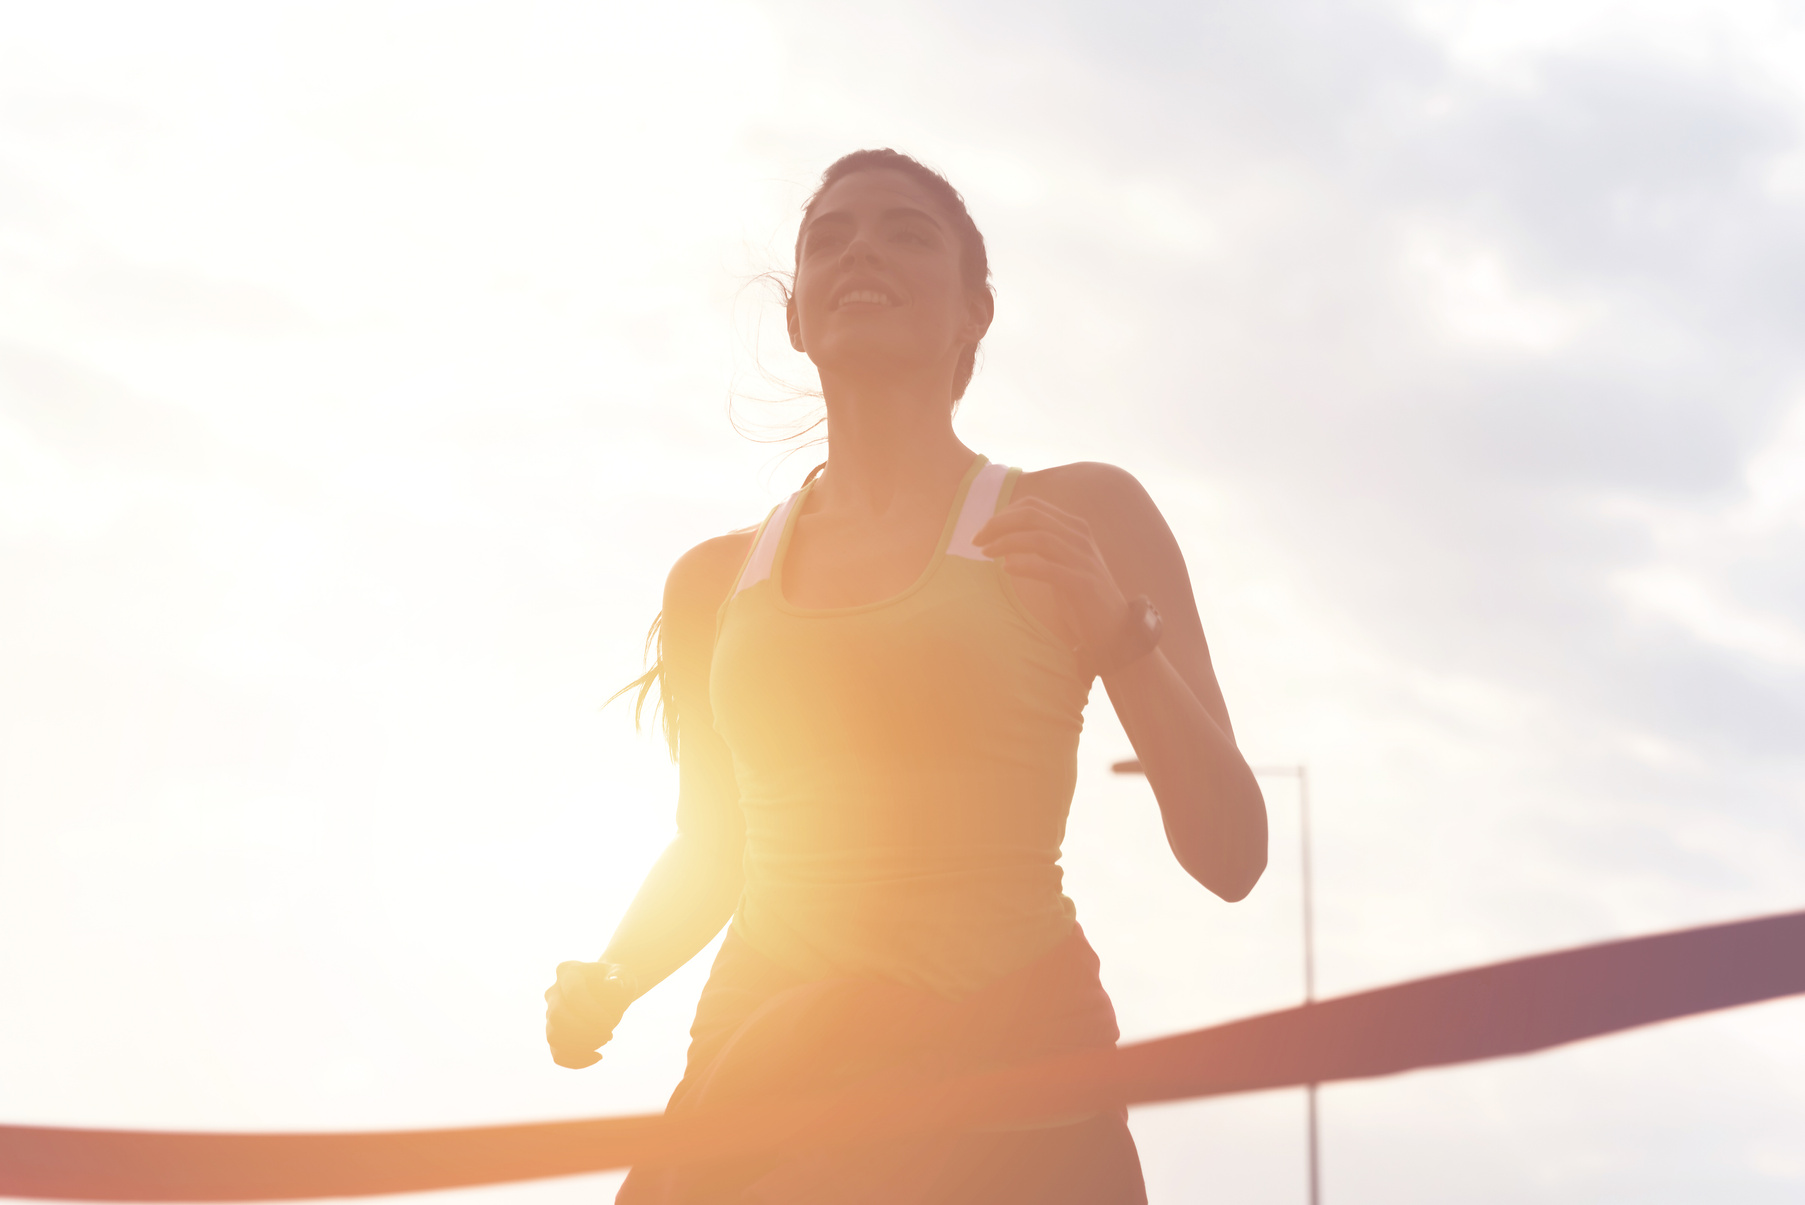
705, 456, 1092, 999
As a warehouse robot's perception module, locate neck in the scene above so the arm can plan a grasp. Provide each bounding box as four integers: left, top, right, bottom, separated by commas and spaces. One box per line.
813, 364, 973, 515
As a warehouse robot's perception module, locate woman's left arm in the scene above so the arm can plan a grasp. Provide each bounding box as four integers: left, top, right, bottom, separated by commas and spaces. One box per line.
977, 462, 1268, 901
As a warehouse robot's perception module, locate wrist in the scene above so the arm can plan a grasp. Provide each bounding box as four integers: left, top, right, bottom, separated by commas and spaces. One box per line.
595, 960, 643, 1002
1079, 594, 1163, 679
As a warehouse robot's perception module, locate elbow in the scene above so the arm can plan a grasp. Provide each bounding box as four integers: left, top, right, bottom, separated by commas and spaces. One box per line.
1173, 841, 1266, 903
1180, 808, 1267, 903
1160, 775, 1270, 902
1209, 847, 1266, 903
1221, 783, 1271, 901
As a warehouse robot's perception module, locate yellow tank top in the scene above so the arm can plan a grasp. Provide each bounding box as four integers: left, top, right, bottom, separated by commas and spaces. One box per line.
710, 455, 1092, 1000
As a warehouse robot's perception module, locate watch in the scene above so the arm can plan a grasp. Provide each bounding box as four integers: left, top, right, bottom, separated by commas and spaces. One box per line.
1080, 595, 1163, 679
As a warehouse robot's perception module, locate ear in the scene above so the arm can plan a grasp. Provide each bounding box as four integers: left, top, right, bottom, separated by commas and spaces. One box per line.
787, 293, 805, 353
963, 286, 995, 345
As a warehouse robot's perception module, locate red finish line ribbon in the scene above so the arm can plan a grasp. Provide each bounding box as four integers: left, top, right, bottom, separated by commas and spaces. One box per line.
4, 909, 1802, 1201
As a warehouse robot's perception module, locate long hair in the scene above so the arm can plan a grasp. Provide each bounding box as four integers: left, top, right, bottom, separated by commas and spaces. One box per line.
607, 612, 678, 759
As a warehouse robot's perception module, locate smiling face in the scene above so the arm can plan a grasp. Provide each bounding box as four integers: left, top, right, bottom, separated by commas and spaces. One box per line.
787, 168, 992, 401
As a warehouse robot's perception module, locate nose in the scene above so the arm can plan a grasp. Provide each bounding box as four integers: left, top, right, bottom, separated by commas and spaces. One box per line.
837, 235, 883, 269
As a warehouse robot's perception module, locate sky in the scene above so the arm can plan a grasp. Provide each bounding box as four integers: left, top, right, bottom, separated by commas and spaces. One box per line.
2, 1, 1803, 1201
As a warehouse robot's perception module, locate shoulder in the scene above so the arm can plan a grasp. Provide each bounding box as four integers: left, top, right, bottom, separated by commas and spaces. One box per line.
1015, 461, 1187, 588
663, 527, 757, 624
657, 527, 758, 696
1015, 460, 1200, 625
1013, 461, 1161, 527
665, 529, 756, 604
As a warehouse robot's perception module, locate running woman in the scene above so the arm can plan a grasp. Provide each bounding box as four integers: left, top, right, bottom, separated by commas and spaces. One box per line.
544, 148, 1268, 1204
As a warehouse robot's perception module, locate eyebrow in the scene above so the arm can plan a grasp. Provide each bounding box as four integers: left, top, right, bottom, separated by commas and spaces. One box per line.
805, 205, 945, 233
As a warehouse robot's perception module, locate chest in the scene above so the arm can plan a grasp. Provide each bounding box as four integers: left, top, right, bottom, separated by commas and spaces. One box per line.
781, 510, 1075, 645
711, 564, 1088, 774
782, 507, 946, 611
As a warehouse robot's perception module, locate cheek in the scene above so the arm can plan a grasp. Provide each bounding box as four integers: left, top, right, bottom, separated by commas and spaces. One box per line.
921, 270, 976, 329
795, 273, 829, 317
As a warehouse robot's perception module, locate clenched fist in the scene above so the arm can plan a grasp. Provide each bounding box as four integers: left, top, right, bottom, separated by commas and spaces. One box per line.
543, 960, 636, 1069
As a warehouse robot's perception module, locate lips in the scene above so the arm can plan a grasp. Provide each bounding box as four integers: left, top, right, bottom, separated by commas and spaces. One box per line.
835, 288, 893, 309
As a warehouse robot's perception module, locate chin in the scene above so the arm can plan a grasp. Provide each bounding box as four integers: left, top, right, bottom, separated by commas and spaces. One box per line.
809, 334, 933, 379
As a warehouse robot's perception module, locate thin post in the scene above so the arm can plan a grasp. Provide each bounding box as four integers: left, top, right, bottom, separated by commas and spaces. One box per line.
1299, 764, 1320, 1205
1307, 1084, 1320, 1205
1112, 757, 1321, 1204
1300, 764, 1315, 1003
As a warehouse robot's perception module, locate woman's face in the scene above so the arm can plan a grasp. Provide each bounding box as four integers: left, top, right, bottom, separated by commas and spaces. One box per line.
788, 168, 991, 392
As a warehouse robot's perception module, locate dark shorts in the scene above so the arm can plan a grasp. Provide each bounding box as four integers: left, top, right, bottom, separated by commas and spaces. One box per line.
617, 925, 1147, 1205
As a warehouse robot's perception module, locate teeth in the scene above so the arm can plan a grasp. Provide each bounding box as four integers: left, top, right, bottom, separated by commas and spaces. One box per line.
838, 290, 890, 307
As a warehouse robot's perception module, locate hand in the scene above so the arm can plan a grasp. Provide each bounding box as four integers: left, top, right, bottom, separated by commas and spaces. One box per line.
976, 497, 1129, 654
543, 960, 636, 1070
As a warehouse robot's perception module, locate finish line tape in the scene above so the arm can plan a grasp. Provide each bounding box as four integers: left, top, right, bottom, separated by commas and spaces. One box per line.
4, 910, 1802, 1201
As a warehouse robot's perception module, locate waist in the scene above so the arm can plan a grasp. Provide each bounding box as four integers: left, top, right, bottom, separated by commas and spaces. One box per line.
732, 777, 1078, 868
734, 858, 1078, 999
744, 841, 1059, 882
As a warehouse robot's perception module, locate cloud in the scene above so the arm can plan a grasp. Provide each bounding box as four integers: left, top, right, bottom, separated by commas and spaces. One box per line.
2, 1, 1802, 1200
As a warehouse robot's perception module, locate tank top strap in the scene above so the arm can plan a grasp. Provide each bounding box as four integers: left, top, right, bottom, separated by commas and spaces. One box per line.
946, 461, 1013, 561
734, 491, 802, 595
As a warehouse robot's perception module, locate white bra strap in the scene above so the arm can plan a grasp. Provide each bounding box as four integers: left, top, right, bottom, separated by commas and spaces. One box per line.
946, 462, 1010, 561
735, 492, 800, 594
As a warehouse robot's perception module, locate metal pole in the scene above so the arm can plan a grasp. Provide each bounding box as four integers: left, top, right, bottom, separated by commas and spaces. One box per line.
1307, 1083, 1320, 1205
1110, 757, 1321, 1204
1299, 765, 1315, 1002
1299, 764, 1320, 1205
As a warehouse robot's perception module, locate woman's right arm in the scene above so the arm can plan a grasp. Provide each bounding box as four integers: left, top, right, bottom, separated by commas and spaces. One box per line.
543, 532, 752, 1069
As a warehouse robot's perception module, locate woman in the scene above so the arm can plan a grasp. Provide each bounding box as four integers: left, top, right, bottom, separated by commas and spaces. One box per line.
544, 148, 1268, 1203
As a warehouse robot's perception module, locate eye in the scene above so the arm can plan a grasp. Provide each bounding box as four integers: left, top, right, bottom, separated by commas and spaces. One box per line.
803, 222, 850, 256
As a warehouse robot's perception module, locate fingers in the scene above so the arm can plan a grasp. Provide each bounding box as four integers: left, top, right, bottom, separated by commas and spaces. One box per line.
992, 553, 1088, 591
544, 996, 602, 1062
980, 529, 1092, 565
557, 961, 633, 1028
979, 507, 1097, 574
982, 513, 1114, 602
974, 498, 1092, 547
554, 962, 603, 1022
990, 520, 1131, 653
989, 495, 1085, 524
545, 999, 603, 1067
545, 995, 608, 1066
549, 1045, 603, 1070
544, 961, 632, 1067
